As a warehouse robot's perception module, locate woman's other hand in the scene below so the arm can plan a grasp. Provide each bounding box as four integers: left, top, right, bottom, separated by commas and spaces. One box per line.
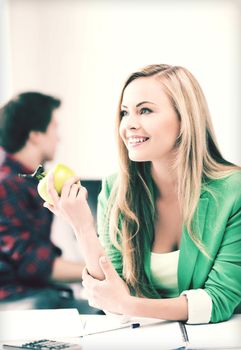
82, 256, 131, 314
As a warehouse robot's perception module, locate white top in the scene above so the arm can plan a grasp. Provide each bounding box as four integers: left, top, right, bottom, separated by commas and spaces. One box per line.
150, 250, 212, 324
150, 250, 179, 298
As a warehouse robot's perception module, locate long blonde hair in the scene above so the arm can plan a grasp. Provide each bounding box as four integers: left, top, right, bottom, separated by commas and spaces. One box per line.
106, 64, 239, 297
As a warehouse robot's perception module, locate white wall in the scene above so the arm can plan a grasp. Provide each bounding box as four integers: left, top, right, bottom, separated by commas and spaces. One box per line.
0, 0, 12, 104
7, 0, 241, 179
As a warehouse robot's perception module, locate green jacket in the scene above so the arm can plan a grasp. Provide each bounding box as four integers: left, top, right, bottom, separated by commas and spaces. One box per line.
97, 171, 241, 323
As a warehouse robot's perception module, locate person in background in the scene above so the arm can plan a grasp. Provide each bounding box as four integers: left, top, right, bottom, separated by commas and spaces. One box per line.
45, 65, 241, 324
0, 92, 98, 313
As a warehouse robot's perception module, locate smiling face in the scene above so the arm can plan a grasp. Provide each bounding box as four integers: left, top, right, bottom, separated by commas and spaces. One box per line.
119, 76, 181, 163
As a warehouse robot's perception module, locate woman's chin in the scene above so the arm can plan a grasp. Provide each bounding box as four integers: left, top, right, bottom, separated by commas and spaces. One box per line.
128, 154, 148, 162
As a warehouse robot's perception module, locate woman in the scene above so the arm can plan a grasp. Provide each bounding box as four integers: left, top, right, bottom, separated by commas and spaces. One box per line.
45, 64, 241, 324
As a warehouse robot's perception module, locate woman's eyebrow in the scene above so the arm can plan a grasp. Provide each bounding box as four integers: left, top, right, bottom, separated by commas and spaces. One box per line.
136, 101, 156, 107
121, 101, 156, 109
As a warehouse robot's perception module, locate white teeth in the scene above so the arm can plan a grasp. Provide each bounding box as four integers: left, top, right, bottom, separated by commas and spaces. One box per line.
128, 137, 148, 143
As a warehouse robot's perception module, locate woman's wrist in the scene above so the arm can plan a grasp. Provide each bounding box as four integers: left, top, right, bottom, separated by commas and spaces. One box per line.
73, 220, 96, 237
119, 294, 139, 316
73, 224, 106, 280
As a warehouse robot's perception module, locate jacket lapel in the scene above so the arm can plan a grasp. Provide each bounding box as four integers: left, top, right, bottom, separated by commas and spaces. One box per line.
178, 197, 209, 292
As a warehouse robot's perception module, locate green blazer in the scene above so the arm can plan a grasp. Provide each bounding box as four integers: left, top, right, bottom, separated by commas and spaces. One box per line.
97, 170, 241, 323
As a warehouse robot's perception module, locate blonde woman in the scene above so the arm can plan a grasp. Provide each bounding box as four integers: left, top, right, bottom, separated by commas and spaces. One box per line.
45, 64, 241, 324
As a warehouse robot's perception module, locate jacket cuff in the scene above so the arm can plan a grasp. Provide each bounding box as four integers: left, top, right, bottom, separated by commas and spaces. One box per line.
181, 288, 212, 324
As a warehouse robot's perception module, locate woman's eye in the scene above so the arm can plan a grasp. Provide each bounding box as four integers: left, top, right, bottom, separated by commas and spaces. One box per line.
140, 107, 152, 115
120, 110, 128, 118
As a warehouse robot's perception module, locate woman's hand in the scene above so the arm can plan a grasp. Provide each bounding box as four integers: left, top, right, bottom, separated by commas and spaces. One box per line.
43, 172, 95, 233
82, 256, 131, 314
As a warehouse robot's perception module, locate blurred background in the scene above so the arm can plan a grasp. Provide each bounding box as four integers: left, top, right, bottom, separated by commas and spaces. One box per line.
1, 0, 241, 259
1, 0, 241, 177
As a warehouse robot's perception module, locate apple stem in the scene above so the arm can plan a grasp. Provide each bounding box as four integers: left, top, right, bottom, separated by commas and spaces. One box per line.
18, 164, 46, 181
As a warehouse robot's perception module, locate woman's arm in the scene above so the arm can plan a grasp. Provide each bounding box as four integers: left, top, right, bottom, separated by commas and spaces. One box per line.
44, 173, 105, 280
51, 257, 85, 282
126, 295, 188, 321
82, 255, 188, 321
73, 224, 105, 279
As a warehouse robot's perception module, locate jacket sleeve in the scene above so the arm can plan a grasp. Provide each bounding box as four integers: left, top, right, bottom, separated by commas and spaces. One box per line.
97, 175, 123, 277
204, 183, 241, 323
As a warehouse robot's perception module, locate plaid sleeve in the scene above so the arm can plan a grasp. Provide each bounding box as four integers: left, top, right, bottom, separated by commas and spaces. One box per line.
0, 176, 61, 284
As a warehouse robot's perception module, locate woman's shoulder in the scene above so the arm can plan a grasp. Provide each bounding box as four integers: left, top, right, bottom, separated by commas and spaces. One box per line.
203, 170, 241, 206
209, 170, 241, 191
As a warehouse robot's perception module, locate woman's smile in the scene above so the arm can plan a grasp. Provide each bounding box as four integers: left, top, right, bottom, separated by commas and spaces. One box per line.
127, 136, 150, 148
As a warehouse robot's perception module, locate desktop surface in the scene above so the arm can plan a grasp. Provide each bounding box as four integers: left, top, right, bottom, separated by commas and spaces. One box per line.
1, 312, 241, 350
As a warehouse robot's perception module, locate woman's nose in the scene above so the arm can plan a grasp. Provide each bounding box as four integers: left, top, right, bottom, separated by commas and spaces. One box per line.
126, 114, 140, 129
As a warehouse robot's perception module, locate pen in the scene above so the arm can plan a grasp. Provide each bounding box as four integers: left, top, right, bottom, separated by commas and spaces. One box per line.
131, 323, 140, 329
83, 322, 141, 336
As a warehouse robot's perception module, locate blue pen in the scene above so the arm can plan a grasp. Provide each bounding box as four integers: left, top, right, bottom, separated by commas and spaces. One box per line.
83, 322, 141, 336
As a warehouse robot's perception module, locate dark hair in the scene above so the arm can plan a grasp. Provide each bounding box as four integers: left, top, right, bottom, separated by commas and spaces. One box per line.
0, 92, 61, 153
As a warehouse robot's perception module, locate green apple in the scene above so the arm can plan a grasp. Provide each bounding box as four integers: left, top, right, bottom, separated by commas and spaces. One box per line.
19, 163, 76, 204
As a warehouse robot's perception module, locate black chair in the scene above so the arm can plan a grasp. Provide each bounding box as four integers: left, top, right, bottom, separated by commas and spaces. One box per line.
81, 179, 102, 224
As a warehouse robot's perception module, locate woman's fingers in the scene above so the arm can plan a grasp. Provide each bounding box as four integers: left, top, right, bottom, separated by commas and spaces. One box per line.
46, 172, 60, 206
46, 173, 82, 203
82, 266, 88, 280
68, 183, 81, 200
43, 202, 59, 215
77, 185, 88, 200
61, 175, 82, 199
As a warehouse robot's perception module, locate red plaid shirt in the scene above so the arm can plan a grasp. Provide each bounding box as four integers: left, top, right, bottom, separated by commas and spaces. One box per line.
0, 149, 61, 300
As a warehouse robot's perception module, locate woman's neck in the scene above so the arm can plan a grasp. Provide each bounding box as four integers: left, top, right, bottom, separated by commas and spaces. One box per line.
151, 160, 178, 201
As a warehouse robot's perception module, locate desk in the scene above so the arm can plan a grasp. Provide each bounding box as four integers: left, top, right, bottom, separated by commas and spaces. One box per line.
1, 314, 241, 350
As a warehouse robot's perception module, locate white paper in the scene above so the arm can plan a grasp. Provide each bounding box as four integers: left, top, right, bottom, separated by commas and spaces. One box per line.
83, 314, 162, 335
186, 314, 241, 349
0, 308, 83, 342
81, 315, 184, 350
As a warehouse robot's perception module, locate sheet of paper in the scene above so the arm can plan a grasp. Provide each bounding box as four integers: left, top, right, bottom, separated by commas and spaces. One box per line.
186, 314, 241, 349
81, 315, 184, 350
0, 308, 83, 342
82, 314, 162, 335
